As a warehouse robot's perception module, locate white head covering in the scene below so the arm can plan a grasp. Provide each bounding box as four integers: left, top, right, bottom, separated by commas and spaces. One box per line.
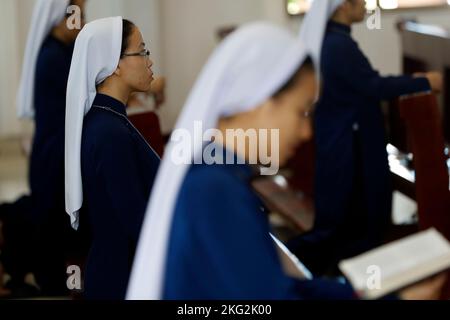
65, 17, 123, 230
299, 0, 344, 71
126, 22, 310, 300
17, 0, 70, 119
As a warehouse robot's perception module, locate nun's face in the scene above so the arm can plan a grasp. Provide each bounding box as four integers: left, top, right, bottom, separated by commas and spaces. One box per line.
118, 27, 154, 93
217, 68, 316, 169
347, 0, 366, 23
262, 68, 317, 166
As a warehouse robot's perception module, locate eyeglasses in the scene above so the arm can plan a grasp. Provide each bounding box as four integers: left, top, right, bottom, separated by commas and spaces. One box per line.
121, 49, 150, 58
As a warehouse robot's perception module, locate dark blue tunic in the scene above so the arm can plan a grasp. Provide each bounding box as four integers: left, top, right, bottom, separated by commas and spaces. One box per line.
163, 148, 356, 300
30, 34, 73, 222
28, 34, 77, 295
81, 94, 160, 300
289, 21, 431, 275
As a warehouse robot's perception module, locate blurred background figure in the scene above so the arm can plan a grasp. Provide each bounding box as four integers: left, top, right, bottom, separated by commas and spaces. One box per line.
0, 0, 86, 298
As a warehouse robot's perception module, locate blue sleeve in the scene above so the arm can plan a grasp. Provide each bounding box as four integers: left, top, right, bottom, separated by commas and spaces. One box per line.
95, 128, 148, 241
181, 167, 356, 300
324, 38, 431, 100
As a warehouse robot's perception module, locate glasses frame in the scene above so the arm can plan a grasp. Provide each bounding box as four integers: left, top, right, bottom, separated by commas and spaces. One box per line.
121, 49, 150, 58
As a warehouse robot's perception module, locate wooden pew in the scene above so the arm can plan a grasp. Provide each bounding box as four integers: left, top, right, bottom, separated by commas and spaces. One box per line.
398, 93, 450, 238
393, 20, 450, 149
251, 175, 314, 234
403, 94, 450, 301
398, 93, 450, 299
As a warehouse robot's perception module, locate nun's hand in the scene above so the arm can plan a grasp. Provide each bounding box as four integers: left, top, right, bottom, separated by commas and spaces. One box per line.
398, 273, 447, 300
414, 72, 443, 94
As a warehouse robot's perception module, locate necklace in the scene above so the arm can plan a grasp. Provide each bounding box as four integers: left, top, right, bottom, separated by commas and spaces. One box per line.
92, 105, 161, 160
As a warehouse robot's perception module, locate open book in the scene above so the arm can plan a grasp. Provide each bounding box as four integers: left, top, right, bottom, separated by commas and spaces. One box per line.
339, 228, 450, 299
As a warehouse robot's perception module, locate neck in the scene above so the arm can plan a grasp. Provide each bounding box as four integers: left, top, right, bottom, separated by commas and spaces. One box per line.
97, 80, 131, 106
217, 114, 258, 163
51, 23, 72, 45
331, 15, 352, 27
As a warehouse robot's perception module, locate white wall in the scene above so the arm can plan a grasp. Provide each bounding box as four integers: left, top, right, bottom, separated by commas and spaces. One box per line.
87, 0, 164, 73
349, 7, 450, 75
0, 0, 21, 137
158, 0, 266, 132
0, 0, 163, 138
157, 2, 450, 133
289, 7, 450, 75
2, 1, 450, 137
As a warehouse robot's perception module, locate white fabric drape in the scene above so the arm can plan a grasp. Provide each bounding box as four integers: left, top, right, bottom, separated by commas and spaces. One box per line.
64, 16, 123, 230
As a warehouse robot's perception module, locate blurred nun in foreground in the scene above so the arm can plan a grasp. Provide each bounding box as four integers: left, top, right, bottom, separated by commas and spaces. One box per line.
126, 20, 359, 299
127, 1, 446, 299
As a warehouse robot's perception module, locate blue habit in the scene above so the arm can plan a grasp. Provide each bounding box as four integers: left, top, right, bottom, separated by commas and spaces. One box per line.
163, 148, 356, 300
80, 94, 160, 299
27, 34, 78, 295
289, 21, 431, 275
30, 34, 73, 222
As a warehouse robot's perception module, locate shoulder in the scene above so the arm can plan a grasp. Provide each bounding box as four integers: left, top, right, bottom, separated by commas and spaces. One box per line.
83, 109, 134, 149
176, 164, 265, 230
37, 39, 66, 68
180, 163, 258, 206
35, 41, 72, 82
323, 32, 357, 58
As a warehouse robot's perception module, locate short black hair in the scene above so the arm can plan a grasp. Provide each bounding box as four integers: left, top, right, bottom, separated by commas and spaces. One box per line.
121, 19, 136, 56
273, 56, 314, 97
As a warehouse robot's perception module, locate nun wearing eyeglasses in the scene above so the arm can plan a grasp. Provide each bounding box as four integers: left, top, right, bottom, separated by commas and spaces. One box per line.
125, 19, 361, 300
65, 17, 160, 300
0, 0, 86, 296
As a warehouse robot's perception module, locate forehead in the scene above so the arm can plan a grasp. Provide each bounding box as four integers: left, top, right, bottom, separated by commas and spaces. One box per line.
128, 27, 144, 48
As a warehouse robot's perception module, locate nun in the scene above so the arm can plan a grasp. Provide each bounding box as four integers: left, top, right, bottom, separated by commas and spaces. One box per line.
125, 21, 364, 300
65, 17, 160, 300
288, 0, 442, 276
126, 14, 447, 300
1, 0, 86, 296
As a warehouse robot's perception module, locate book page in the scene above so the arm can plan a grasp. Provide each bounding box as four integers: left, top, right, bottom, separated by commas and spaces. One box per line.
339, 228, 450, 299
